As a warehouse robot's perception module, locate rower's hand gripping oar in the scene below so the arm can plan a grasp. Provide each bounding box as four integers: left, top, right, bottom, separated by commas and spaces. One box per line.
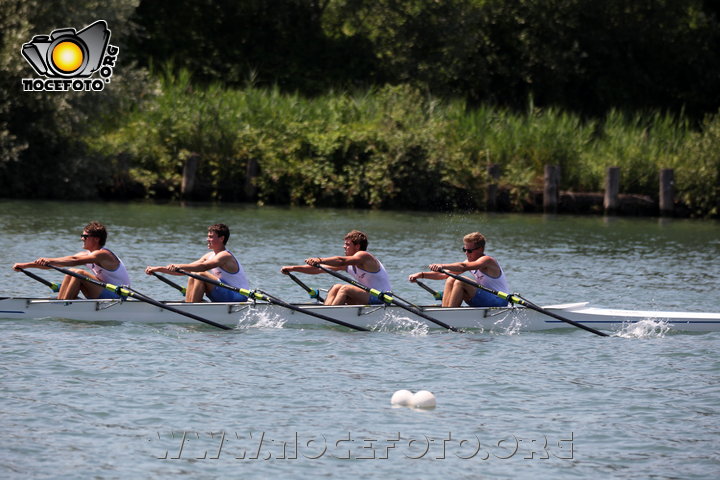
286, 271, 325, 303
439, 268, 608, 337
17, 267, 61, 292
46, 264, 232, 330
176, 269, 368, 332
310, 263, 461, 332
415, 279, 443, 301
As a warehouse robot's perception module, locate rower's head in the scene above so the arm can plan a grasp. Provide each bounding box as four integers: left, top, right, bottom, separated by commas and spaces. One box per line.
462, 232, 486, 258
81, 221, 107, 247
344, 230, 368, 254
208, 223, 230, 245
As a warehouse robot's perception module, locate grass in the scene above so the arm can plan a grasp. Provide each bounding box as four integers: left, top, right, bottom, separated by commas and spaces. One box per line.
84, 69, 718, 216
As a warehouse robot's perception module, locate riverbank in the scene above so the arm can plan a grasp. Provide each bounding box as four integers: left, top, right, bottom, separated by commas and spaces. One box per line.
89, 80, 720, 219
3, 79, 718, 218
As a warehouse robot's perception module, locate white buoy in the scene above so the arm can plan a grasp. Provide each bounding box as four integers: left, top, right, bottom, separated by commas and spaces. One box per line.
412, 390, 437, 409
391, 389, 414, 406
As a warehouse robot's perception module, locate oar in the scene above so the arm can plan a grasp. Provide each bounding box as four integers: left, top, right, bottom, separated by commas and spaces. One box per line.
46, 264, 232, 331
177, 269, 369, 332
439, 268, 608, 337
151, 272, 209, 302
18, 267, 61, 292
152, 272, 187, 295
286, 272, 325, 303
415, 279, 443, 301
311, 263, 461, 332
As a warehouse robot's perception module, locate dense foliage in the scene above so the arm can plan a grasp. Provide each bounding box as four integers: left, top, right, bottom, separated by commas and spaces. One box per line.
1, 0, 719, 216
85, 73, 718, 216
127, 0, 720, 118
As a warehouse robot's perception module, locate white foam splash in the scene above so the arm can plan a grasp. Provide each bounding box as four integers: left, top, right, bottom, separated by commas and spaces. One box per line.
615, 318, 671, 338
372, 311, 429, 335
492, 313, 524, 335
235, 309, 287, 329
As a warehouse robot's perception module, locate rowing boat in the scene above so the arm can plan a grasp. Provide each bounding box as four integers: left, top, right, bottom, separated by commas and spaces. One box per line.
1, 297, 719, 332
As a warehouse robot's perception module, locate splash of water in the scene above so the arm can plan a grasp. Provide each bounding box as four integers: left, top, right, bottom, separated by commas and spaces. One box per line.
481, 309, 525, 336
236, 309, 287, 329
372, 311, 430, 335
615, 318, 670, 338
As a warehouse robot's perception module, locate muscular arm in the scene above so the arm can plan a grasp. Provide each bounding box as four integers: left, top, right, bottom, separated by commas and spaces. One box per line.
306, 251, 378, 271
281, 264, 324, 275
179, 252, 230, 272
145, 254, 210, 276
429, 256, 501, 277
408, 271, 448, 282
14, 250, 116, 271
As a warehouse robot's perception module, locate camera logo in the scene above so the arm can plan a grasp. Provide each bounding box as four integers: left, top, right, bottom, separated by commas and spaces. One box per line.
21, 20, 119, 92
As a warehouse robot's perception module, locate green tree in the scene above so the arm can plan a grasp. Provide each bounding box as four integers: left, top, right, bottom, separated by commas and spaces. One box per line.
0, 0, 150, 198
127, 0, 377, 93
324, 0, 720, 117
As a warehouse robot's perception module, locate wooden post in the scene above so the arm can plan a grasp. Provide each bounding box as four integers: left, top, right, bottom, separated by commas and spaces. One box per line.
486, 163, 500, 211
604, 167, 620, 215
181, 153, 199, 196
659, 168, 674, 216
544, 165, 560, 213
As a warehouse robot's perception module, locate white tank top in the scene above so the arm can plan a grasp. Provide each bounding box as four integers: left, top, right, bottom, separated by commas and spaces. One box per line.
208, 250, 249, 290
87, 248, 131, 286
470, 258, 509, 293
347, 255, 392, 292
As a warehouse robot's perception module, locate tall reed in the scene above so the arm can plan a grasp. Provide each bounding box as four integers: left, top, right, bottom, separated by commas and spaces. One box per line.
84, 69, 716, 216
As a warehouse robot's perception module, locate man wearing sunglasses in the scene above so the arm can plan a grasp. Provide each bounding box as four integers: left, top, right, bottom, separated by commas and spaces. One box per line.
12, 221, 131, 299
408, 232, 509, 307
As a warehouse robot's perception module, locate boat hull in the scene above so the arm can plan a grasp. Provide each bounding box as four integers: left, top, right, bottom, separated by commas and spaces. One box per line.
1, 297, 719, 332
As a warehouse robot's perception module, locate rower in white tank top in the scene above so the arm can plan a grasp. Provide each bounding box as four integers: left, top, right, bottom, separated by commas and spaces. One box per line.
348, 257, 392, 292
87, 247, 131, 286
207, 250, 249, 290
470, 264, 509, 293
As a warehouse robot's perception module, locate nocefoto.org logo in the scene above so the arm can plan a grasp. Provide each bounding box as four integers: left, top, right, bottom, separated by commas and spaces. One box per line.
21, 20, 119, 92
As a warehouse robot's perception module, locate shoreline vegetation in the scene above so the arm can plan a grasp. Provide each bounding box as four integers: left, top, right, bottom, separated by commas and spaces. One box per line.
2, 1, 719, 218
84, 73, 717, 218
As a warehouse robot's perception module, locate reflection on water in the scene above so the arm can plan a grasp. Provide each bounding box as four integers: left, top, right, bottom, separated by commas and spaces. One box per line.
1, 199, 718, 312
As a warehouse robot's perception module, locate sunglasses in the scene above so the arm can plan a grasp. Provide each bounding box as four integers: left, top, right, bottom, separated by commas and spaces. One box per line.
80, 234, 96, 239
462, 247, 480, 253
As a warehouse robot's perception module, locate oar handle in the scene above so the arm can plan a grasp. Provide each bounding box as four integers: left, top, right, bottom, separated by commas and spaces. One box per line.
18, 267, 61, 292
286, 272, 325, 302
415, 279, 442, 300
439, 268, 608, 337
151, 272, 186, 294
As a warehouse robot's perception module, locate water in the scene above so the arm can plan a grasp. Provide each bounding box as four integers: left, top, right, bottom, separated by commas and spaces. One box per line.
1, 200, 719, 479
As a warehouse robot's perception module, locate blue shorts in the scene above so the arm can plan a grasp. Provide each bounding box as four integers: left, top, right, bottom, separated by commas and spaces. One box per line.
466, 289, 508, 307
97, 289, 124, 300
207, 287, 248, 303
